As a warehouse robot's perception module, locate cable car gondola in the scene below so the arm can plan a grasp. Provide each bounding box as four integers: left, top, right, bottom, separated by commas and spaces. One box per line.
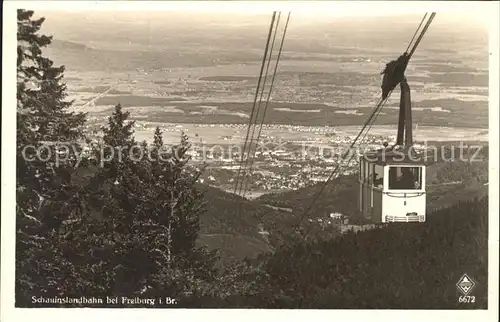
359, 77, 427, 224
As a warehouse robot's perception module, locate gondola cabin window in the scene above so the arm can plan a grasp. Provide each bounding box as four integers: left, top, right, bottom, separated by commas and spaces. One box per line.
373, 164, 384, 189
388, 166, 422, 190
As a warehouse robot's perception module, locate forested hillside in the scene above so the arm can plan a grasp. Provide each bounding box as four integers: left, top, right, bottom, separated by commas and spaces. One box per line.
189, 196, 489, 309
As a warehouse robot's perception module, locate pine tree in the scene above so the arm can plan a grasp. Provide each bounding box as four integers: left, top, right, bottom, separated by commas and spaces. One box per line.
76, 115, 218, 300
17, 9, 86, 143
153, 126, 163, 149
144, 131, 219, 299
101, 104, 135, 148
53, 104, 142, 297
97, 104, 136, 181
16, 9, 87, 304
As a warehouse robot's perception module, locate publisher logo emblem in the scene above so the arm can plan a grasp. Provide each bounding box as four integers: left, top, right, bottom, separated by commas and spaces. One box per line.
456, 273, 475, 295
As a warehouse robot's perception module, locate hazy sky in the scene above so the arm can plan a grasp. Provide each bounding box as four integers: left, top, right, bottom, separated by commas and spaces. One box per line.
37, 10, 488, 28
21, 1, 488, 56
36, 10, 489, 40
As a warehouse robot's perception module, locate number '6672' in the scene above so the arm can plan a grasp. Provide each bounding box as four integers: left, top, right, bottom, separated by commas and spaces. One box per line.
458, 295, 475, 303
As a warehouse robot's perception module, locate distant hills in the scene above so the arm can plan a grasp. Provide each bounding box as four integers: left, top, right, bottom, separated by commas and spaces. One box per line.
40, 11, 487, 56
45, 39, 263, 72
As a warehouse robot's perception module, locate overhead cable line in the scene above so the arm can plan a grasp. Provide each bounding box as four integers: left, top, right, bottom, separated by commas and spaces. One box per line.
236, 11, 283, 197
227, 11, 278, 253
408, 13, 436, 59
242, 12, 291, 198
406, 13, 428, 53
